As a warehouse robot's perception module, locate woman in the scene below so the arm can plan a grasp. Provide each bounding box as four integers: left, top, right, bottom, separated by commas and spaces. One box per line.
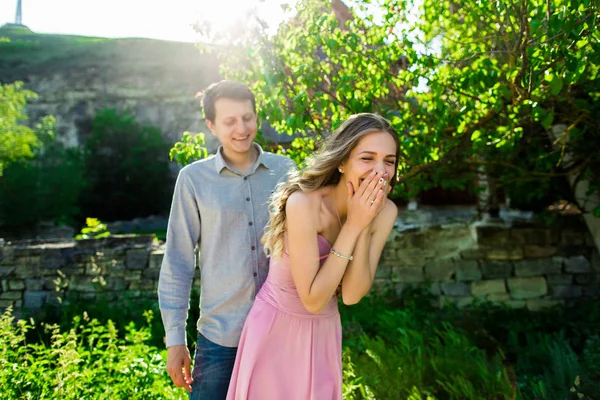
226, 113, 400, 400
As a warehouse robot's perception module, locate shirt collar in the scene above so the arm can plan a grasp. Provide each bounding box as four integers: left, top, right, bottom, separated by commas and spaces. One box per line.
215, 143, 271, 175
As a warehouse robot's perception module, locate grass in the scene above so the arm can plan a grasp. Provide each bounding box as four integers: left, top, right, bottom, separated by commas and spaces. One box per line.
4, 287, 599, 399
0, 23, 216, 85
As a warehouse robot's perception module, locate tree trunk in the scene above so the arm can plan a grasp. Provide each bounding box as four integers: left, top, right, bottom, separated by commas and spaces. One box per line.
550, 124, 600, 254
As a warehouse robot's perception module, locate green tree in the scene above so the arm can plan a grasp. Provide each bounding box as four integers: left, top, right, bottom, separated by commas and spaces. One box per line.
196, 0, 600, 247
0, 135, 86, 232
0, 81, 54, 176
82, 108, 173, 221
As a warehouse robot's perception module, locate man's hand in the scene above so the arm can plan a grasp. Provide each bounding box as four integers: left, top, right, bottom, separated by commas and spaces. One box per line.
166, 345, 193, 392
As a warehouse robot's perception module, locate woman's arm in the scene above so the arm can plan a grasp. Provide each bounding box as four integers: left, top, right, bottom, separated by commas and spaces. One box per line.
286, 192, 363, 314
340, 199, 398, 305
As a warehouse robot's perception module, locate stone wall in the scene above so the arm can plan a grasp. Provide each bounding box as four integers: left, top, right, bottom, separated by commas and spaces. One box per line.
377, 220, 600, 310
1, 221, 599, 317
0, 235, 199, 318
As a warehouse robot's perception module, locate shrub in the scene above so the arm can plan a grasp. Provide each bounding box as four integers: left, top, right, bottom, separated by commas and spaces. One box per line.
81, 108, 173, 222
0, 308, 185, 400
0, 134, 86, 232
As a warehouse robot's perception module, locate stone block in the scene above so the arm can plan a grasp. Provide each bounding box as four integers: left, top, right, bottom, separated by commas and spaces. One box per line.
68, 277, 99, 292
121, 271, 143, 281
561, 231, 585, 246
392, 267, 424, 283
481, 261, 513, 279
14, 264, 39, 279
395, 249, 427, 267
506, 300, 527, 309
524, 246, 558, 259
25, 279, 45, 291
0, 266, 15, 277
105, 278, 127, 291
582, 286, 600, 298
564, 256, 591, 273
440, 296, 474, 309
486, 293, 511, 303
475, 225, 510, 246
441, 282, 471, 297
424, 259, 455, 282
0, 246, 14, 265
471, 279, 507, 297
511, 228, 556, 246
455, 261, 482, 282
575, 274, 592, 285
508, 277, 548, 299
126, 249, 149, 270
513, 259, 561, 277
40, 249, 66, 270
427, 282, 442, 296
128, 279, 156, 291
546, 274, 573, 285
486, 248, 524, 261
23, 291, 50, 309
0, 299, 15, 308
149, 251, 164, 270
460, 248, 487, 260
142, 268, 161, 279
0, 291, 23, 300
8, 280, 25, 291
526, 299, 564, 311
550, 285, 582, 298
1, 280, 8, 292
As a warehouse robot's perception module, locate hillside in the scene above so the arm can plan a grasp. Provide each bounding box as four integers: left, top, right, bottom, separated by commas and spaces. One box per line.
0, 24, 221, 147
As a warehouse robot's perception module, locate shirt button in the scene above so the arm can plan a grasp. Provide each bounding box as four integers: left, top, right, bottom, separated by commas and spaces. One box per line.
251, 246, 256, 250
246, 197, 250, 201
249, 222, 253, 226
253, 272, 258, 277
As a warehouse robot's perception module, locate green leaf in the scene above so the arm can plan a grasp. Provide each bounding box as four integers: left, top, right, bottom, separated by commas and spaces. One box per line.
550, 76, 563, 95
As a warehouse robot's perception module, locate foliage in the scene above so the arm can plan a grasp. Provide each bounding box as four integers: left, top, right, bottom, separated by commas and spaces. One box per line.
0, 81, 54, 176
339, 289, 600, 399
5, 288, 600, 399
75, 217, 111, 239
82, 108, 173, 221
169, 131, 209, 167
0, 118, 85, 232
197, 0, 600, 209
0, 308, 185, 400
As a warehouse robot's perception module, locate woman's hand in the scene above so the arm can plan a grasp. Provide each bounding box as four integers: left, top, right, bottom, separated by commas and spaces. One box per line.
345, 171, 390, 231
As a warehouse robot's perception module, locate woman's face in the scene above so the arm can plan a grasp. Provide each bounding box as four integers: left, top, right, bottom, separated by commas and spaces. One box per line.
340, 130, 398, 192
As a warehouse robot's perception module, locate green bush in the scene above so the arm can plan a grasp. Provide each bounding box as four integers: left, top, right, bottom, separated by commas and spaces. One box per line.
81, 108, 173, 222
0, 308, 185, 400
0, 135, 86, 232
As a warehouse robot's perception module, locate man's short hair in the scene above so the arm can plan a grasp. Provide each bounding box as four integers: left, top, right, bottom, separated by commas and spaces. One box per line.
201, 80, 256, 123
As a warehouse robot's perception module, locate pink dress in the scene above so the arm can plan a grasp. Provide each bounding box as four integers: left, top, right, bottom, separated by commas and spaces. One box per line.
226, 235, 342, 400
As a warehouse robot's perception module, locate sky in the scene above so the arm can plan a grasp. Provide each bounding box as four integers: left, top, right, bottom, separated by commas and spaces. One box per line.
0, 0, 290, 42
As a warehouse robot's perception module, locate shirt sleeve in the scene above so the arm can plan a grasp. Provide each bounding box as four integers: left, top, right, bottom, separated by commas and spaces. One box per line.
157, 167, 200, 348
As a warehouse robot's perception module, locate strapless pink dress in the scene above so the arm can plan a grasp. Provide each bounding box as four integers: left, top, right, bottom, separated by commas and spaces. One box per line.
226, 235, 342, 400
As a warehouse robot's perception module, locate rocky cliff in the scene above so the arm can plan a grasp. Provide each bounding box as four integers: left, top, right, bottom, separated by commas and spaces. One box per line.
1, 24, 221, 148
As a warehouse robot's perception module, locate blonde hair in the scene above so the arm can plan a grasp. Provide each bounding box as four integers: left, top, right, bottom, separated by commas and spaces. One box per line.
262, 113, 400, 258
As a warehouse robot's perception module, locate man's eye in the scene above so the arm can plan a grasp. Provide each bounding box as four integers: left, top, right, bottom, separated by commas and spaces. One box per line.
361, 158, 373, 161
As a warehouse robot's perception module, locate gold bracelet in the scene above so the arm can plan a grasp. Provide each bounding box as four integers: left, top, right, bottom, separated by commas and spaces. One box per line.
330, 248, 353, 261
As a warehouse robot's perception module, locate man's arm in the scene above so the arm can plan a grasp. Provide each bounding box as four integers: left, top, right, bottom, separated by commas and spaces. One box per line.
157, 167, 200, 391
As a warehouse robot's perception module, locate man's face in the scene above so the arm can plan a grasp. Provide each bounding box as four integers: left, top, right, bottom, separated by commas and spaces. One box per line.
207, 98, 257, 157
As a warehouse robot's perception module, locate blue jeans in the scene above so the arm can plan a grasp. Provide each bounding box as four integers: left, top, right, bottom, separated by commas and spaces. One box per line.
189, 333, 238, 400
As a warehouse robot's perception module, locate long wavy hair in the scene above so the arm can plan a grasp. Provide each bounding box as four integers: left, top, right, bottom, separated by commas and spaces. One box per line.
262, 113, 400, 258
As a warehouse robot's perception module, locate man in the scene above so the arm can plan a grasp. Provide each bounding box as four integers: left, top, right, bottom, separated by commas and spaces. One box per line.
158, 80, 295, 399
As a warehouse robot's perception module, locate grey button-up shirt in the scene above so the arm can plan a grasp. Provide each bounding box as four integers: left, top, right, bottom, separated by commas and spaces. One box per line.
158, 144, 295, 348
